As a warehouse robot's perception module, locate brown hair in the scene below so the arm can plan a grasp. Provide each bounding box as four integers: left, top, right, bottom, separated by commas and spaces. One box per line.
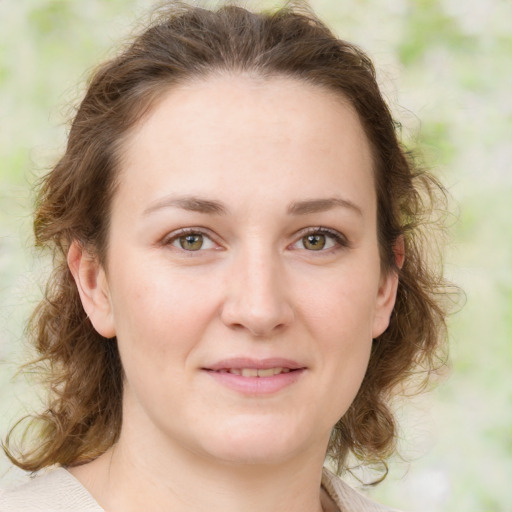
4, 1, 450, 476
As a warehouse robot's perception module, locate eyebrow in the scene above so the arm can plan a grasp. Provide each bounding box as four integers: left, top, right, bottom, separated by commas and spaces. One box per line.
143, 196, 227, 216
142, 195, 362, 217
287, 197, 363, 216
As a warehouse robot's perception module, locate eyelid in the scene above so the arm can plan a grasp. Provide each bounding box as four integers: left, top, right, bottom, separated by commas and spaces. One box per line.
291, 226, 350, 251
159, 226, 349, 252
161, 227, 222, 251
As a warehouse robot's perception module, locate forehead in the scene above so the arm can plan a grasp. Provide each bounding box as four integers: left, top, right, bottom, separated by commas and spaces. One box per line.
115, 74, 375, 214
127, 74, 369, 151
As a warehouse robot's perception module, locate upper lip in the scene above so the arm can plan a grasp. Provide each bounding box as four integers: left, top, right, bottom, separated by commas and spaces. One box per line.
204, 358, 305, 371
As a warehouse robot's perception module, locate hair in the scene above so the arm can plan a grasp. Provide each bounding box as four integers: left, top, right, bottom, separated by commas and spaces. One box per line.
4, 0, 450, 477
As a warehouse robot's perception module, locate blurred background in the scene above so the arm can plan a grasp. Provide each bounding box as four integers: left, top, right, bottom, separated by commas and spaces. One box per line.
0, 1, 510, 510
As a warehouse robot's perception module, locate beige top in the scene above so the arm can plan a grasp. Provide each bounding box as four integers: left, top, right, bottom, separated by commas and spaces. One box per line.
0, 466, 399, 511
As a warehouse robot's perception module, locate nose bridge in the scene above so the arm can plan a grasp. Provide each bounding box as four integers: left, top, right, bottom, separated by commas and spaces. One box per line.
222, 240, 293, 336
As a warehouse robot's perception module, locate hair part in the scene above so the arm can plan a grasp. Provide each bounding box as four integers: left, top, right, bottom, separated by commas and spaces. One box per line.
4, 1, 450, 478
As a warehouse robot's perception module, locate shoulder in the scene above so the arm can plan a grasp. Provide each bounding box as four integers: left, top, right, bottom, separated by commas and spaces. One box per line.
321, 467, 402, 512
0, 467, 104, 512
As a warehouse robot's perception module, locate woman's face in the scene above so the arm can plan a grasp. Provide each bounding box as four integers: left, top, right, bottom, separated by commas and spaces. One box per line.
79, 75, 398, 466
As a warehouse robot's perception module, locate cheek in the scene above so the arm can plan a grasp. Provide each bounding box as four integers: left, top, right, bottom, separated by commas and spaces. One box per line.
108, 261, 220, 367
300, 266, 377, 401
301, 265, 379, 341
108, 267, 223, 423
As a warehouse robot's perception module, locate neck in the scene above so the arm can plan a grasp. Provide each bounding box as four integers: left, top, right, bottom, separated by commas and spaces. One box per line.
70, 429, 328, 512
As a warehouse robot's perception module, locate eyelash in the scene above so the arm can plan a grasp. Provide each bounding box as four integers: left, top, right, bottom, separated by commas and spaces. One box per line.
292, 227, 350, 252
162, 227, 219, 251
161, 227, 349, 253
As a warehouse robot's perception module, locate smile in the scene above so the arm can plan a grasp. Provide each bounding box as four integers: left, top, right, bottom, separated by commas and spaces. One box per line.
203, 359, 305, 394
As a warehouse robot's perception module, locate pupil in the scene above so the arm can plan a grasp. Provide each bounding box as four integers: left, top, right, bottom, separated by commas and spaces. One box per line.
180, 234, 203, 250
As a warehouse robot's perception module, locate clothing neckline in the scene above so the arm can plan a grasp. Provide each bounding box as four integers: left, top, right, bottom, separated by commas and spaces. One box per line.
60, 466, 342, 511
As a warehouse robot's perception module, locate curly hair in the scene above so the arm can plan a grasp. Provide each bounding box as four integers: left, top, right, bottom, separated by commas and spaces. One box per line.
4, 1, 449, 475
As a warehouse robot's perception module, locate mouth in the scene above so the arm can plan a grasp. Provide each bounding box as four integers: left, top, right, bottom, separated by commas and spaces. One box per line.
215, 367, 292, 377
204, 358, 305, 375
202, 358, 305, 394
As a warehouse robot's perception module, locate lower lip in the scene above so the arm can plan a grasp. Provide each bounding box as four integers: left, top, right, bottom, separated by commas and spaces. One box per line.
204, 369, 305, 395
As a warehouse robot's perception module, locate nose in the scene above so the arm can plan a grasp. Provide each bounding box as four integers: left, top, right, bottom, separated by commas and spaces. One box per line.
220, 248, 294, 337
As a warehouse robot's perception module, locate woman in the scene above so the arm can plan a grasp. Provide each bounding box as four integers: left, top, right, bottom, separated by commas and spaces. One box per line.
1, 2, 448, 511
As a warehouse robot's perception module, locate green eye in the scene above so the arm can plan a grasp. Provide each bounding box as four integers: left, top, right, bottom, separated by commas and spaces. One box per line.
294, 229, 344, 252
302, 234, 326, 250
168, 230, 217, 252
178, 234, 204, 251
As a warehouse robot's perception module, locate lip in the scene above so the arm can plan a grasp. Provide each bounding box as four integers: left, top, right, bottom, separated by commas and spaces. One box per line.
202, 357, 306, 395
205, 357, 304, 371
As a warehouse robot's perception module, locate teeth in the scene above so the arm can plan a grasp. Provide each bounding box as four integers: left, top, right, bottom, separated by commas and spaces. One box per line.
241, 368, 258, 377
256, 368, 277, 377
226, 367, 291, 377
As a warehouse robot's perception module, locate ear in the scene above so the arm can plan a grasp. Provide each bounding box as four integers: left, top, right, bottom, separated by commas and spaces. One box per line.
371, 236, 404, 338
67, 240, 116, 338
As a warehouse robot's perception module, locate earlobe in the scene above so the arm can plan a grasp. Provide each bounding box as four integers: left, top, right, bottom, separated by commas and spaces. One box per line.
67, 240, 116, 338
371, 237, 404, 338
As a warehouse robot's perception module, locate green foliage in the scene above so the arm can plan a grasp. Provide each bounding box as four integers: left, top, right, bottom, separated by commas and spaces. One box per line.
398, 0, 476, 66
28, 1, 74, 36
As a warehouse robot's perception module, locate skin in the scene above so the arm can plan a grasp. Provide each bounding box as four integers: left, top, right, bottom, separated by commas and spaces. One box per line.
68, 75, 399, 512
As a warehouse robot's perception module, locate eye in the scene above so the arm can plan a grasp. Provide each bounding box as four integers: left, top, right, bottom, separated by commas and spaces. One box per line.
292, 228, 347, 252
166, 230, 217, 251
